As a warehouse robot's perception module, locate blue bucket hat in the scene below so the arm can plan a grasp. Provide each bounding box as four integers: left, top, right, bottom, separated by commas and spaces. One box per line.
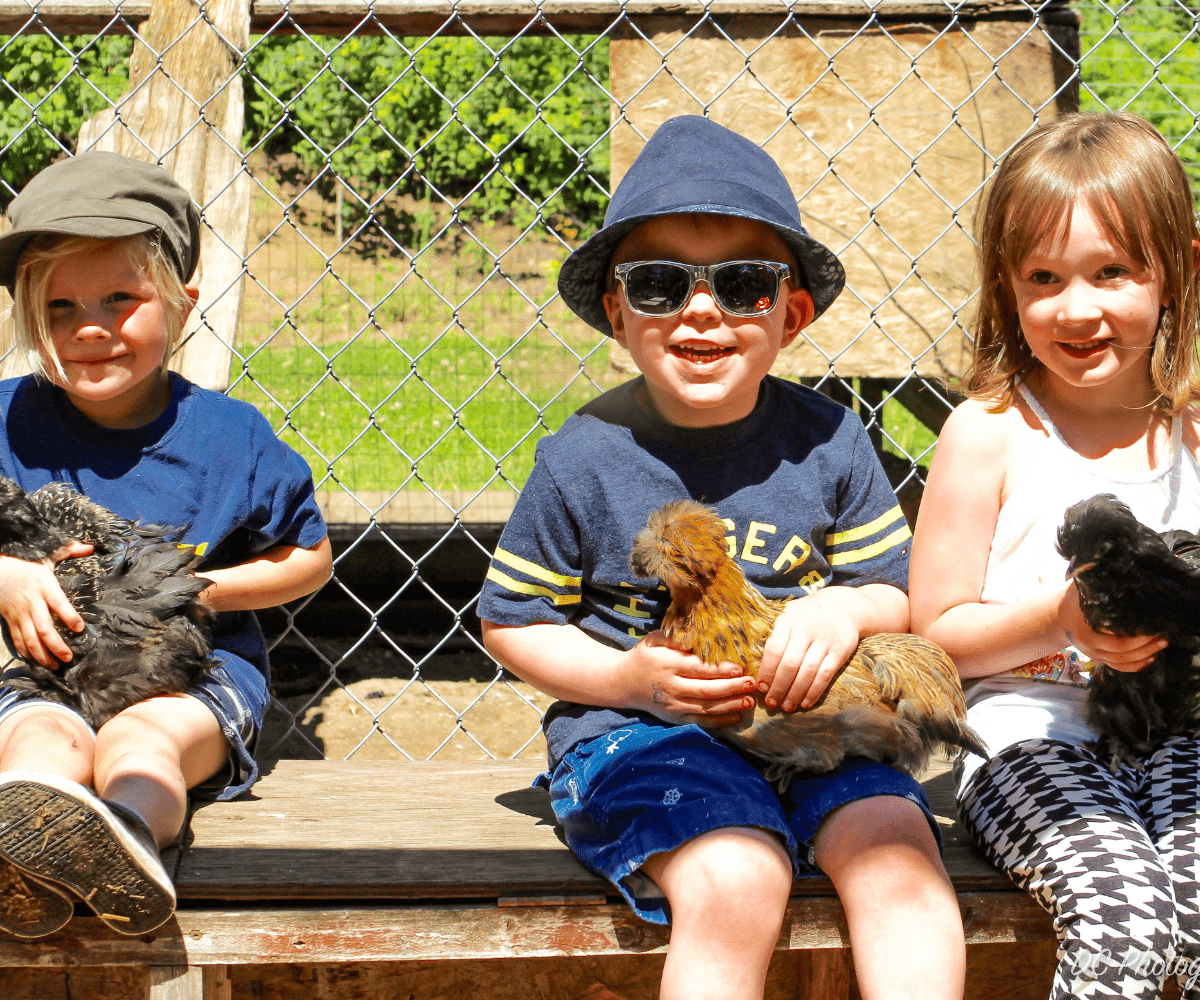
558, 115, 845, 335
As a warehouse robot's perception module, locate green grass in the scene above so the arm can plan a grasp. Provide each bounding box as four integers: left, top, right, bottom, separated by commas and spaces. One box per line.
230, 332, 617, 493
883, 398, 938, 467
229, 243, 624, 492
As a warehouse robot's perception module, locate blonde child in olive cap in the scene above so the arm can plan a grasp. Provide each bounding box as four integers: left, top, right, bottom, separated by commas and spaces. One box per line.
480, 116, 965, 1000
0, 152, 331, 938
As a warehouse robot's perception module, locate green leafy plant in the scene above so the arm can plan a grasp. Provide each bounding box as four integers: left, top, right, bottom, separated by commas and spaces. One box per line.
0, 32, 132, 204
1078, 1, 1200, 188
243, 33, 611, 244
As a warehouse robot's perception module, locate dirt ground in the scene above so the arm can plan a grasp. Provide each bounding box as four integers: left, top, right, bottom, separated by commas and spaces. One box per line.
257, 633, 556, 768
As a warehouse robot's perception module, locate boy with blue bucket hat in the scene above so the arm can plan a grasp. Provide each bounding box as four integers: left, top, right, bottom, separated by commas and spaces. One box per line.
479, 116, 965, 1000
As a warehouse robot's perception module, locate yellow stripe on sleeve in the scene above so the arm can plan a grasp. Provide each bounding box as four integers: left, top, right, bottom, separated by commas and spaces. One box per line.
825, 506, 906, 547
486, 567, 582, 606
492, 546, 582, 588
827, 525, 912, 566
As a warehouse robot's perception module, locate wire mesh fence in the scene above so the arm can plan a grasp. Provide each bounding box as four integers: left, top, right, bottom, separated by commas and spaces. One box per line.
0, 0, 1196, 765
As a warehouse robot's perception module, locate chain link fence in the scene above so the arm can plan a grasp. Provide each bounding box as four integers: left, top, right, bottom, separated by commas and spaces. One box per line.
0, 0, 1196, 765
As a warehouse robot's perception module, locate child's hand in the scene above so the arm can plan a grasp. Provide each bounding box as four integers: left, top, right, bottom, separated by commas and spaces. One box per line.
624, 629, 757, 727
757, 593, 860, 712
0, 542, 93, 666
1057, 581, 1167, 673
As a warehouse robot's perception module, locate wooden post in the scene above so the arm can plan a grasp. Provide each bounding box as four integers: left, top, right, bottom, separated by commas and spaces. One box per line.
204, 965, 232, 1000
76, 0, 252, 391
149, 964, 203, 1000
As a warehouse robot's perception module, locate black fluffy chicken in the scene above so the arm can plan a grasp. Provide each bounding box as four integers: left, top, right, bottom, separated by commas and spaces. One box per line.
629, 500, 987, 790
1057, 493, 1200, 768
0, 476, 212, 729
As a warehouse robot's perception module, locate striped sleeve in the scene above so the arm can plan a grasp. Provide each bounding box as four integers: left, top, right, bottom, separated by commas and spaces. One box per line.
825, 505, 911, 568
824, 427, 912, 589
486, 546, 582, 607
477, 456, 585, 627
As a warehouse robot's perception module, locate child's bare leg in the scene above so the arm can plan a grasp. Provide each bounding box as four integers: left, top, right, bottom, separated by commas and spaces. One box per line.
640, 826, 793, 1000
93, 694, 228, 847
0, 706, 95, 782
815, 795, 965, 1000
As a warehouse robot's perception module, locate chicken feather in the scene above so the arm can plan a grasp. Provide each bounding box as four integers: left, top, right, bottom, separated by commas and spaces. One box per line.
629, 499, 987, 790
1057, 493, 1200, 769
0, 476, 213, 729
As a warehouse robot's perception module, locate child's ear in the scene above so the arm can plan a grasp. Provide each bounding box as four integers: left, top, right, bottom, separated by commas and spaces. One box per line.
185, 284, 200, 307
603, 287, 628, 347
780, 285, 815, 349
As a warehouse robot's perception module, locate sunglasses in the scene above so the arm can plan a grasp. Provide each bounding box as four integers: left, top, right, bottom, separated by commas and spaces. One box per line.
613, 260, 792, 318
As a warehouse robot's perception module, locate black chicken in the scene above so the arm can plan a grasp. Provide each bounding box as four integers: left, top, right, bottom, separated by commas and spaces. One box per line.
1057, 493, 1200, 768
629, 499, 987, 790
0, 477, 213, 729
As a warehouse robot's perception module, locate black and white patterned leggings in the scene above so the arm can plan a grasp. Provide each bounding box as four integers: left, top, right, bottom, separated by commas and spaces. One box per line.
958, 737, 1200, 1000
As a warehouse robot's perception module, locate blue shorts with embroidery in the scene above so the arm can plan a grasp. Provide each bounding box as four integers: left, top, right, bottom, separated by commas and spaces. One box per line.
0, 649, 267, 801
536, 720, 941, 924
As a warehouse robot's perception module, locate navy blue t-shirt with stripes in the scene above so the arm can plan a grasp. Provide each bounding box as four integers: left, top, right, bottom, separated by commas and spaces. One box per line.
477, 375, 911, 768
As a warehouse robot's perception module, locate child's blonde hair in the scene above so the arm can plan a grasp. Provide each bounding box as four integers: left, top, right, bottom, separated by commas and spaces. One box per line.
11, 233, 194, 381
965, 111, 1200, 412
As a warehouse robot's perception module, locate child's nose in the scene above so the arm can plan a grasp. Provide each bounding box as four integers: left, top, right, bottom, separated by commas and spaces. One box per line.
681, 279, 722, 322
73, 306, 112, 339
1057, 279, 1103, 324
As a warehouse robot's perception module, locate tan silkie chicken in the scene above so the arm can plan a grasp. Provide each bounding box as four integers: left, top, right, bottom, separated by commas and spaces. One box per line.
629, 499, 987, 790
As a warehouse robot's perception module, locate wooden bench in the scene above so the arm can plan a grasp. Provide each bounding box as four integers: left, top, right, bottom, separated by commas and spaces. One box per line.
0, 758, 1066, 1000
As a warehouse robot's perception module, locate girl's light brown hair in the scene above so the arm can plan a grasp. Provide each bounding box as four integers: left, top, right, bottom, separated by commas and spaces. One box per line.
965, 111, 1200, 412
11, 233, 194, 381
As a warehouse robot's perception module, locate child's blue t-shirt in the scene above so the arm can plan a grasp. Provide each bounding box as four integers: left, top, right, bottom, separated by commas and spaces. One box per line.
0, 373, 328, 679
477, 375, 912, 767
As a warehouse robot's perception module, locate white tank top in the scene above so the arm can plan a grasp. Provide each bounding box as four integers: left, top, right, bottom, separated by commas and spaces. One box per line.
957, 383, 1200, 791
980, 382, 1200, 684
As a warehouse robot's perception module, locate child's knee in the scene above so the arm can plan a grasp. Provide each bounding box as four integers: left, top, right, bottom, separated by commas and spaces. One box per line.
650, 826, 793, 918
0, 705, 92, 757
816, 795, 946, 886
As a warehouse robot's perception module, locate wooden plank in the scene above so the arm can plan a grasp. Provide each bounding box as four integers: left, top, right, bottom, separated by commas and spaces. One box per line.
203, 966, 231, 1000
175, 759, 1013, 900
0, 0, 1075, 34
0, 893, 1051, 969
149, 966, 202, 1000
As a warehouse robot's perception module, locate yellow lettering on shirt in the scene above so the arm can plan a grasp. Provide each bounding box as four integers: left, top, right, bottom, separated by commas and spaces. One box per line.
798, 570, 826, 594
741, 521, 776, 564
772, 535, 811, 574
614, 595, 653, 619
722, 518, 737, 559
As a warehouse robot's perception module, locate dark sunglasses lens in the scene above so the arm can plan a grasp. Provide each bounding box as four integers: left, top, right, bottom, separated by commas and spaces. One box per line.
624, 263, 691, 314
713, 262, 780, 314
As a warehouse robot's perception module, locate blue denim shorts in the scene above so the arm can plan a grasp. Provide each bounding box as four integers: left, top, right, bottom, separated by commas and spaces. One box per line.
537, 720, 941, 924
0, 649, 267, 801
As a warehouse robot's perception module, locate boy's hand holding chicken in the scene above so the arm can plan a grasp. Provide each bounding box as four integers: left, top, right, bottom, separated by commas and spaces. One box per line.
618, 627, 757, 728
757, 586, 894, 712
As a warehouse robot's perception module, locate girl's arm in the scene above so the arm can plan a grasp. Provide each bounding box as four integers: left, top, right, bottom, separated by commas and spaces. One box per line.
196, 536, 333, 613
481, 619, 756, 728
910, 402, 1162, 676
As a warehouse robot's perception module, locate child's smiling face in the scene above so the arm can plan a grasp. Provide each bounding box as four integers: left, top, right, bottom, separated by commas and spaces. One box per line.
1011, 195, 1168, 404
42, 240, 195, 429
602, 214, 814, 428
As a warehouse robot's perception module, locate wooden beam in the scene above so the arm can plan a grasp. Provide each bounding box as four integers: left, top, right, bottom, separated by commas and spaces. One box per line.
0, 0, 1077, 36
0, 893, 1051, 969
